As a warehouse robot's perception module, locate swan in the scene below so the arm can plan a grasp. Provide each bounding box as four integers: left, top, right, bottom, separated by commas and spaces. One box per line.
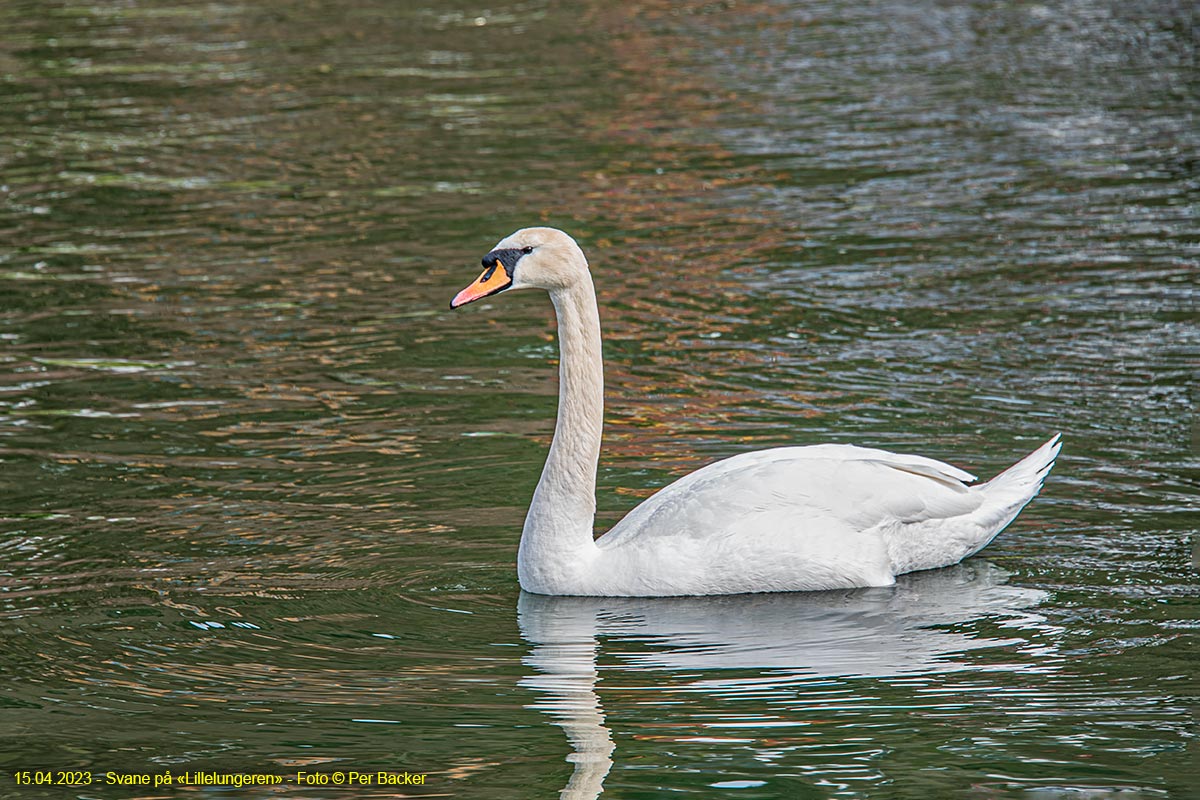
450, 227, 1060, 597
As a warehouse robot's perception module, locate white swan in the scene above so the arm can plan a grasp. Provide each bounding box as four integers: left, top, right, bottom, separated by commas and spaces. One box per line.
451, 227, 1060, 597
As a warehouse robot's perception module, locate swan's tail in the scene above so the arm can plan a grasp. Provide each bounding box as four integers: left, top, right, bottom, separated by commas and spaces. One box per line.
965, 434, 1062, 557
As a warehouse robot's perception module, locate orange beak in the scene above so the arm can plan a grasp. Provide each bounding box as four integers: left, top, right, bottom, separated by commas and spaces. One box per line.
450, 265, 512, 309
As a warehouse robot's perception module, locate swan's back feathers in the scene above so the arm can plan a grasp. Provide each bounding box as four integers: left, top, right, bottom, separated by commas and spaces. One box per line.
592, 437, 1061, 594
599, 444, 985, 554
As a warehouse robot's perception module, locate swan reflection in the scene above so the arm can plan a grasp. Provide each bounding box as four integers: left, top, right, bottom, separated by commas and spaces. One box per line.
518, 561, 1050, 799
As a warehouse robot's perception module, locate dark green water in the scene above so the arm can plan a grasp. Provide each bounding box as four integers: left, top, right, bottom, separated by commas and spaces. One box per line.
1, 0, 1196, 797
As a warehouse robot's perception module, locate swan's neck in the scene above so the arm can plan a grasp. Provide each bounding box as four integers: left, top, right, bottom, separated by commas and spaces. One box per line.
518, 277, 604, 592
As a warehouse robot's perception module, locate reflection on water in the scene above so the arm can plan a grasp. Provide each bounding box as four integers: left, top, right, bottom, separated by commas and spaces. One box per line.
522, 615, 614, 800
522, 563, 1050, 679
520, 563, 1052, 799
1, 0, 1196, 797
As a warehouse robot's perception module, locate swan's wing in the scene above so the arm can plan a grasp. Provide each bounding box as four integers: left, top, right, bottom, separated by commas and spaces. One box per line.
598, 444, 984, 551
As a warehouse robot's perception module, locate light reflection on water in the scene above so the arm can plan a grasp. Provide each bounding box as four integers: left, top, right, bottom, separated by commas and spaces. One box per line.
0, 0, 1196, 797
519, 563, 1190, 799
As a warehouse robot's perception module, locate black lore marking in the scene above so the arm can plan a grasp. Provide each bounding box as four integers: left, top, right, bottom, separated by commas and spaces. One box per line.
481, 248, 526, 280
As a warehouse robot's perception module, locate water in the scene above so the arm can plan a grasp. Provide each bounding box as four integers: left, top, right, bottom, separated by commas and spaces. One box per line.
0, 0, 1196, 797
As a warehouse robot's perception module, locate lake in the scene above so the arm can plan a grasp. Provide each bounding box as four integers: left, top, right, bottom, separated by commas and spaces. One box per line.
0, 0, 1196, 797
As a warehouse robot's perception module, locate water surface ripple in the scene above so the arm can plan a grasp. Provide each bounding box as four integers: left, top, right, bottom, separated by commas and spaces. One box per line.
0, 0, 1196, 798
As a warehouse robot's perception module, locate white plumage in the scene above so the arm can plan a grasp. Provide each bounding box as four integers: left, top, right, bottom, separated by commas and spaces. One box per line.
452, 227, 1060, 597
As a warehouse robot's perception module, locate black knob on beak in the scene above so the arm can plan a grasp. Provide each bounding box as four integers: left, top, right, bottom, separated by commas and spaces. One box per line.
482, 254, 498, 268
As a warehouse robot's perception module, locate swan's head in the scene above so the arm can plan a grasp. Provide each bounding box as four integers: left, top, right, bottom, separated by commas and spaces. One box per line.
450, 227, 588, 309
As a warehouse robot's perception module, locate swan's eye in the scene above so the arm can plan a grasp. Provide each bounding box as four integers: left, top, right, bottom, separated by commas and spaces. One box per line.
521, 246, 534, 255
